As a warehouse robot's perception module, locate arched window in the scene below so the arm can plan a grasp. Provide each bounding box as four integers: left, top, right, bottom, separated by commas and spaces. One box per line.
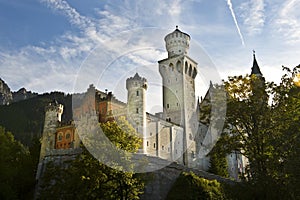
176, 61, 181, 72
192, 67, 197, 78
66, 133, 71, 139
185, 62, 188, 73
189, 64, 193, 76
169, 63, 174, 71
57, 132, 63, 141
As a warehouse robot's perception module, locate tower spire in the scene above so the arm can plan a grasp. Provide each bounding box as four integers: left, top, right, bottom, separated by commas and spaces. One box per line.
251, 50, 263, 76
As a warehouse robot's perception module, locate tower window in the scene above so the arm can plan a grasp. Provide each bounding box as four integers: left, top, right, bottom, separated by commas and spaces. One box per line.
167, 104, 169, 109
162, 145, 165, 150
154, 143, 156, 148
66, 133, 70, 139
136, 90, 139, 96
147, 141, 149, 146
136, 108, 139, 113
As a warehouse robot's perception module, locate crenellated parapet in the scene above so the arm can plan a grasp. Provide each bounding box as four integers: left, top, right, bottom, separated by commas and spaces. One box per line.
126, 73, 148, 90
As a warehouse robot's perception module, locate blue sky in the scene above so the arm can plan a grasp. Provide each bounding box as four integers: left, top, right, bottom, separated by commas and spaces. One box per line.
0, 0, 299, 111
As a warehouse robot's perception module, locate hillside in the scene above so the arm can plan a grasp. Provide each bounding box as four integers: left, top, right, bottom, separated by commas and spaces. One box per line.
0, 92, 72, 146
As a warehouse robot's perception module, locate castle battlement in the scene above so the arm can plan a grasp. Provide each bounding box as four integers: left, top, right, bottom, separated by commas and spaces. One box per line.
126, 73, 148, 90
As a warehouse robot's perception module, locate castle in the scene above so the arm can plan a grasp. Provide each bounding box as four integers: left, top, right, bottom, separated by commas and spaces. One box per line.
37, 27, 259, 181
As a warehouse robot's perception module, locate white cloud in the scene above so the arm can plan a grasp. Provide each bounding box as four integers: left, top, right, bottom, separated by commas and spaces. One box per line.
40, 0, 93, 29
1, 0, 193, 94
275, 0, 300, 44
238, 0, 265, 35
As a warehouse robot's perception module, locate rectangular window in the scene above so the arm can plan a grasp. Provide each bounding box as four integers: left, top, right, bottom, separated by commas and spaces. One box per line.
154, 143, 156, 148
136, 90, 139, 96
167, 104, 169, 109
136, 108, 139, 113
147, 141, 149, 146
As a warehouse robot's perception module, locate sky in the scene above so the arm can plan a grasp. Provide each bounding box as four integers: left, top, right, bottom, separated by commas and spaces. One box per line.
0, 0, 300, 113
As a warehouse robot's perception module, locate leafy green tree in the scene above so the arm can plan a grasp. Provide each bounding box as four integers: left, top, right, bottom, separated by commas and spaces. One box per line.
166, 172, 226, 200
215, 66, 300, 199
208, 134, 229, 178
0, 126, 36, 200
269, 66, 300, 199
39, 117, 144, 200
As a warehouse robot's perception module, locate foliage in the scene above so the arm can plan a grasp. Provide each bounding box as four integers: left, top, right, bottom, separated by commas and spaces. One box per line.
166, 171, 226, 200
100, 116, 142, 152
0, 126, 36, 200
39, 118, 144, 200
208, 134, 229, 178
215, 65, 300, 199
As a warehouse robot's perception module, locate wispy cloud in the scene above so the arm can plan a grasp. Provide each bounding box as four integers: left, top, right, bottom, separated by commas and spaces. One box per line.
1, 0, 189, 94
238, 0, 265, 35
226, 0, 245, 46
275, 0, 300, 44
40, 0, 92, 29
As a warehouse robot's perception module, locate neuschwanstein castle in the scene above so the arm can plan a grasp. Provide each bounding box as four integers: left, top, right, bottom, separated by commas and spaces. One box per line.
37, 27, 259, 181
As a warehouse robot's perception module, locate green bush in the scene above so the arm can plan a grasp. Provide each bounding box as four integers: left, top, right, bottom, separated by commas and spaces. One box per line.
166, 172, 226, 200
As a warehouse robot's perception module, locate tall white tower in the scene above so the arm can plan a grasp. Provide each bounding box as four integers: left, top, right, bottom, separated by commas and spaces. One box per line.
159, 26, 198, 166
126, 73, 148, 152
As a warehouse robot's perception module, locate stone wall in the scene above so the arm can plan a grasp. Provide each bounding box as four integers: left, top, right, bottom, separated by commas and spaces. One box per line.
138, 155, 235, 200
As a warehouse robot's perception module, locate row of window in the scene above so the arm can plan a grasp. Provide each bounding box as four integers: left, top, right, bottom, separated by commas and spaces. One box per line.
162, 62, 197, 77
56, 142, 72, 149
146, 141, 180, 154
167, 40, 189, 46
166, 102, 194, 109
57, 132, 71, 141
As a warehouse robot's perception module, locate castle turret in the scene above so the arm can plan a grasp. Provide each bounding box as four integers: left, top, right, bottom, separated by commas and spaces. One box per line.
39, 100, 64, 161
126, 73, 148, 153
165, 25, 190, 57
159, 26, 198, 167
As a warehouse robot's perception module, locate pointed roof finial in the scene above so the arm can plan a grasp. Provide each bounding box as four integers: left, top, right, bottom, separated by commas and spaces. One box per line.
251, 50, 263, 76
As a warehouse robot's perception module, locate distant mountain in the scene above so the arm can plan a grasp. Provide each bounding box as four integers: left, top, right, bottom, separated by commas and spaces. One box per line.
0, 78, 13, 105
0, 77, 39, 105
12, 87, 38, 102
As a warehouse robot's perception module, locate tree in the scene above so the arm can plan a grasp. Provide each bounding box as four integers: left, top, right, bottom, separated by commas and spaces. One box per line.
39, 117, 144, 200
223, 74, 269, 167
208, 134, 229, 178
166, 172, 226, 200
0, 126, 36, 200
216, 66, 300, 199
270, 66, 300, 199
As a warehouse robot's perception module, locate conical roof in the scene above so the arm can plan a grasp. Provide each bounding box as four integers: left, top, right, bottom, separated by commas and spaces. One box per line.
251, 51, 263, 76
